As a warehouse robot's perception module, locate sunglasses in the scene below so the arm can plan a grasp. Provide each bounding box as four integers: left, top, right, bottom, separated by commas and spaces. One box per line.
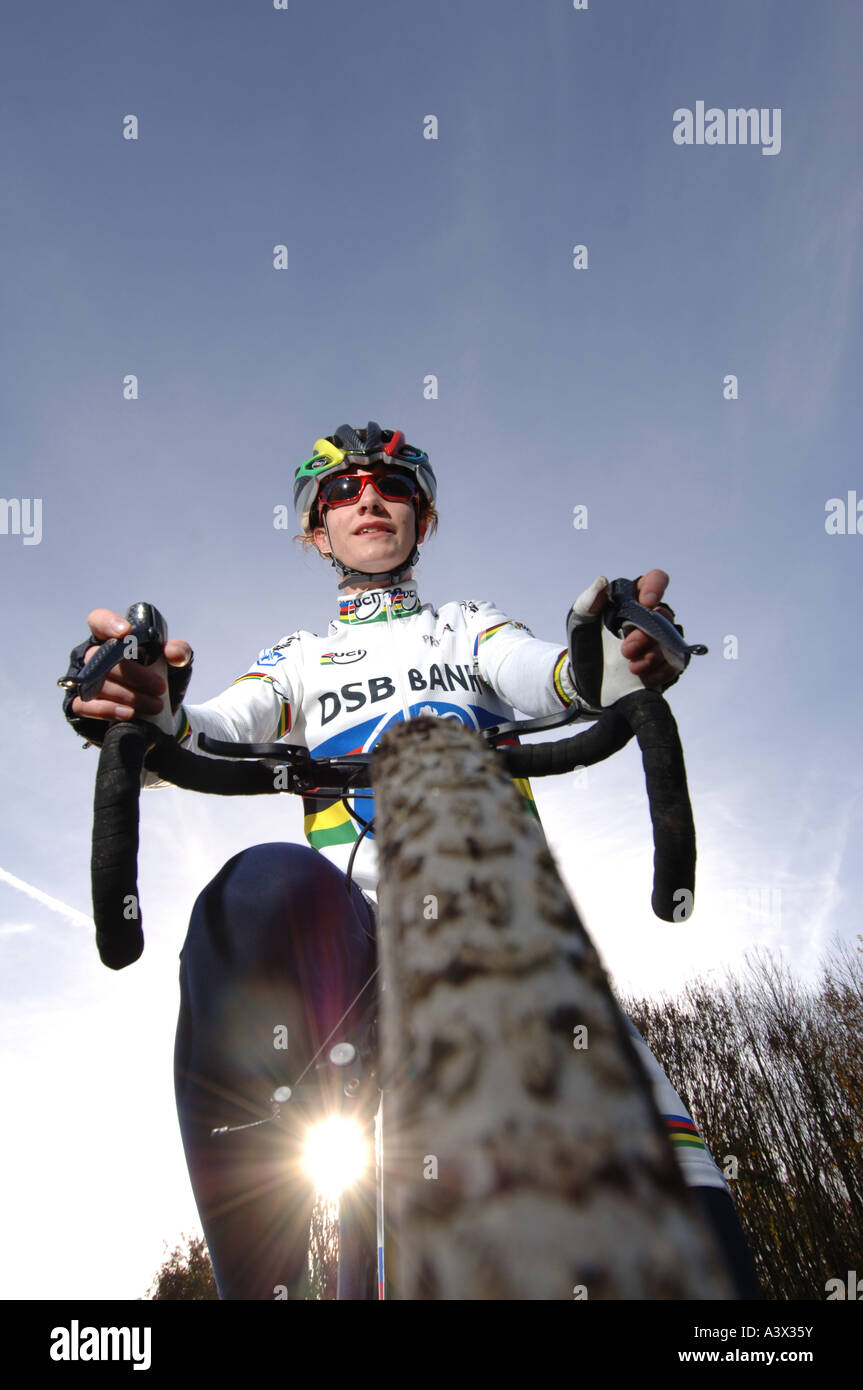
318, 471, 418, 511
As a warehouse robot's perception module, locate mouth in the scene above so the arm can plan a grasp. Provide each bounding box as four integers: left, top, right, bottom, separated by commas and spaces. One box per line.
353, 524, 395, 536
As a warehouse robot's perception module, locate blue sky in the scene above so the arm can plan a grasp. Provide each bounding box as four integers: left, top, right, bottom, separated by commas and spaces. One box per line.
2, 0, 862, 1299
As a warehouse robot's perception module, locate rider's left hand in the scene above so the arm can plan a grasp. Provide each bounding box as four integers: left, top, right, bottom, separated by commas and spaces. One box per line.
588, 568, 679, 689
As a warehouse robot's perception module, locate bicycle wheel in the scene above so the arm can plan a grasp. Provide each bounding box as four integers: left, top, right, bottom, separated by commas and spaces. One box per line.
371, 716, 734, 1300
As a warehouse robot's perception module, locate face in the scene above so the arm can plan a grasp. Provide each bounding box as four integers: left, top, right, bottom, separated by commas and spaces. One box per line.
312, 465, 426, 578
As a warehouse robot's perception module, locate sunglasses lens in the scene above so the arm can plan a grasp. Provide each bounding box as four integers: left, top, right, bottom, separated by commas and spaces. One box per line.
375, 474, 416, 501
321, 475, 363, 505
320, 472, 416, 507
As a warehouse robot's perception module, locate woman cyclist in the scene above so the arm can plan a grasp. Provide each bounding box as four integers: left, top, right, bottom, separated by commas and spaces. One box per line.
63, 421, 759, 1300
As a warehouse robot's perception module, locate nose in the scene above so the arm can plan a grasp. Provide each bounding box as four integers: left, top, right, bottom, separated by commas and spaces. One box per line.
356, 481, 387, 511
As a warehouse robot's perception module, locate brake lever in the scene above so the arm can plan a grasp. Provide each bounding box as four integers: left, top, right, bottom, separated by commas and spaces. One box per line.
58, 602, 169, 704
603, 578, 708, 672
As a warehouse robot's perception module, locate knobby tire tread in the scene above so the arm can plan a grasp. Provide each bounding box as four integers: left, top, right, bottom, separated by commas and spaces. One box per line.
371, 717, 732, 1300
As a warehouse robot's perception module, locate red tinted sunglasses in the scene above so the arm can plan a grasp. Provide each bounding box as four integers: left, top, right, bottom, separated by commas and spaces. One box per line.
318, 471, 418, 510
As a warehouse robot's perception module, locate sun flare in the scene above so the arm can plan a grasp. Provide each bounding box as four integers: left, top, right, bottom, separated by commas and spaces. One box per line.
302, 1115, 369, 1198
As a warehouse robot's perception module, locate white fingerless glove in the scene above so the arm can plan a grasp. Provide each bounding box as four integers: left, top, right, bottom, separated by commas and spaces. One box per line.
565, 575, 647, 714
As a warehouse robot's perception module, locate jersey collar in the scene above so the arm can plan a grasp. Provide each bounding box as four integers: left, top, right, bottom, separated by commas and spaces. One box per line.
335, 584, 421, 625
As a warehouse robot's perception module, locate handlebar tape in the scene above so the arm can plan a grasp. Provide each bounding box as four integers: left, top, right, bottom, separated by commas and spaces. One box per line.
91, 723, 152, 969
619, 691, 696, 923
91, 722, 280, 969
500, 706, 634, 777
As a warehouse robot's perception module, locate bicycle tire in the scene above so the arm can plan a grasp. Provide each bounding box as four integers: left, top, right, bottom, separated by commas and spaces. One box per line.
371, 716, 733, 1300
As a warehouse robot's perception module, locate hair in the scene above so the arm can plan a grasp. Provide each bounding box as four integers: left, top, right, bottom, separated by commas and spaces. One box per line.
294, 501, 438, 558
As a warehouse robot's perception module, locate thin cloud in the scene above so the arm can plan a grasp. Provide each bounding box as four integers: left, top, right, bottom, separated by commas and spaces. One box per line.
0, 868, 94, 930
766, 181, 863, 433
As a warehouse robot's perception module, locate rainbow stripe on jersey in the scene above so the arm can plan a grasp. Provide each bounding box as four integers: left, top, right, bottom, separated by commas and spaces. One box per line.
664, 1115, 707, 1151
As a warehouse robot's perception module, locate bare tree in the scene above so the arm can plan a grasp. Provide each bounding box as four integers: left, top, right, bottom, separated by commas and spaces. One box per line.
622, 940, 863, 1301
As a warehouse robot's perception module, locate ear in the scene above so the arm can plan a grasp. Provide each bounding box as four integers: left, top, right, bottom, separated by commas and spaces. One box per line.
312, 526, 332, 559
417, 515, 428, 543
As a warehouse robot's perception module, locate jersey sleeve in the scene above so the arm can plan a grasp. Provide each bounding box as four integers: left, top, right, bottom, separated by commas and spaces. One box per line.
462, 600, 577, 717
142, 641, 297, 789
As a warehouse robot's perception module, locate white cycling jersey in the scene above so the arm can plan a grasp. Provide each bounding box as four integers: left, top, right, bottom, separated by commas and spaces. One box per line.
146, 578, 727, 1192
148, 582, 575, 893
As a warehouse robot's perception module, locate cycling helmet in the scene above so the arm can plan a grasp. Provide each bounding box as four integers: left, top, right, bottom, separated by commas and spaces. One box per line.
294, 421, 436, 586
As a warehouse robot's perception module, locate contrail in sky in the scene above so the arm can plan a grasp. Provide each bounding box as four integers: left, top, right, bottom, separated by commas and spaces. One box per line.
0, 868, 93, 929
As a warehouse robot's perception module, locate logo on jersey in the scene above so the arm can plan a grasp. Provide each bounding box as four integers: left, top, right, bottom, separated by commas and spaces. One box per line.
416, 703, 463, 721
320, 649, 367, 665
256, 647, 286, 667
422, 623, 454, 648
317, 663, 486, 725
338, 587, 420, 623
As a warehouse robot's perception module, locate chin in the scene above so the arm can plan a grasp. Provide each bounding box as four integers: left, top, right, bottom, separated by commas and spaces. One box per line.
364, 557, 411, 576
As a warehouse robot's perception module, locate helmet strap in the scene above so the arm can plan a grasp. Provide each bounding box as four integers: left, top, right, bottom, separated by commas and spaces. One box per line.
322, 508, 421, 590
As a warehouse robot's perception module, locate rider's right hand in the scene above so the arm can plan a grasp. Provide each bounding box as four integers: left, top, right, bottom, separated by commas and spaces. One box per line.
70, 609, 194, 724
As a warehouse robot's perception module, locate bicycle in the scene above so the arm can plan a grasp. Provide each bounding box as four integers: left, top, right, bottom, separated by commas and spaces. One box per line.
60, 584, 735, 1299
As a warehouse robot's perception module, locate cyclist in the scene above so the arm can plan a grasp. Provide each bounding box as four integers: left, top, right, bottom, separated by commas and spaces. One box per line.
63, 421, 759, 1299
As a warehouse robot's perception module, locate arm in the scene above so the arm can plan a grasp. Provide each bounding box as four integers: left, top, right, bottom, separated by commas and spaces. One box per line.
142, 644, 296, 788
462, 601, 576, 718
